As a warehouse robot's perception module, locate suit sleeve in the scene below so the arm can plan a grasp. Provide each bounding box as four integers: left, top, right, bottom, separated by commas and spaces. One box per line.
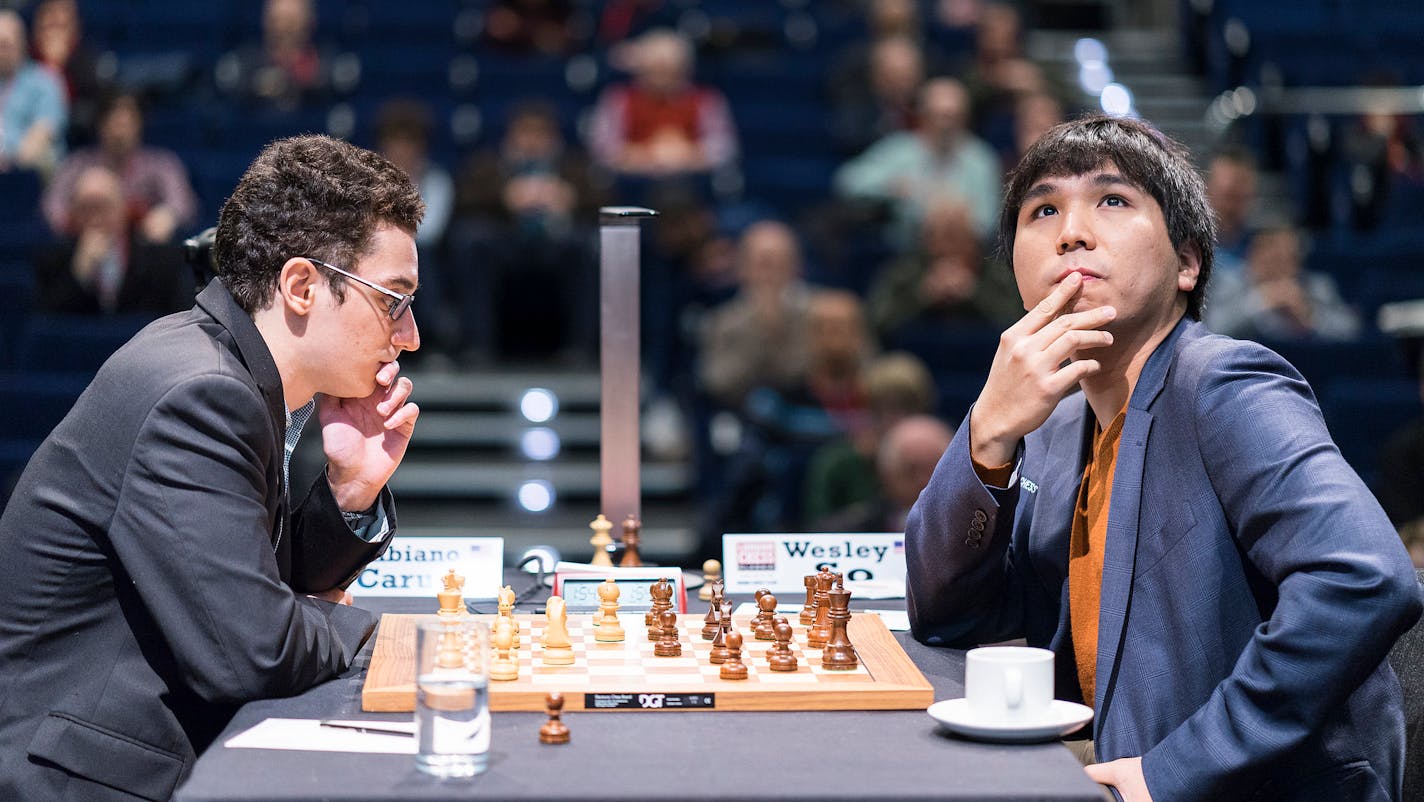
905, 410, 1030, 646
1141, 344, 1423, 801
288, 475, 395, 594
108, 372, 376, 705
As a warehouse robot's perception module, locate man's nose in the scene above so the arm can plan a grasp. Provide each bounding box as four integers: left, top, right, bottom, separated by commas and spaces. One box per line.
1056, 208, 1096, 254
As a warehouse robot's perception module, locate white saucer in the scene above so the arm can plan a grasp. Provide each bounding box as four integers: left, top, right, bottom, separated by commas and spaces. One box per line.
927, 698, 1093, 744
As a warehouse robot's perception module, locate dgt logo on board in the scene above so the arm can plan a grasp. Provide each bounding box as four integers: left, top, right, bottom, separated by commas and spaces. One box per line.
736, 541, 776, 571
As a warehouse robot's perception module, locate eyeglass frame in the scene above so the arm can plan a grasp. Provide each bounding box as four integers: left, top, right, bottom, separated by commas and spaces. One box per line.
302, 256, 415, 321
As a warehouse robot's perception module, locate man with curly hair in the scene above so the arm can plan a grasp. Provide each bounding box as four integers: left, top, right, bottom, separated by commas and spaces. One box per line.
0, 134, 424, 800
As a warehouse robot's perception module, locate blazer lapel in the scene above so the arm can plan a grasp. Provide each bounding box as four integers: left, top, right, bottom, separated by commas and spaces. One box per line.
1092, 317, 1192, 741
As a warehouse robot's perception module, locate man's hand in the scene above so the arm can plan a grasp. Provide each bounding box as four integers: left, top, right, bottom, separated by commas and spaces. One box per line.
969, 271, 1116, 466
320, 361, 420, 512
1085, 757, 1153, 802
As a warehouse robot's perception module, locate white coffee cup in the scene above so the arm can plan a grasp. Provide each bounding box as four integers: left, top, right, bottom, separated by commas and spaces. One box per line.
964, 646, 1055, 721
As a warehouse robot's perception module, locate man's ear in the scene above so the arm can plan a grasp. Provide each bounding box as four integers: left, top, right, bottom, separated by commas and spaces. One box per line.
276, 257, 319, 316
1177, 240, 1202, 293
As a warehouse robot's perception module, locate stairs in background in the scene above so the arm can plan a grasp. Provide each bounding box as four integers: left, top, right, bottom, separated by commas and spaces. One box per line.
301, 367, 700, 566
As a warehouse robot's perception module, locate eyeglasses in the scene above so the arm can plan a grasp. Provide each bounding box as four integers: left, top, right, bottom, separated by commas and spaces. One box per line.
304, 257, 414, 321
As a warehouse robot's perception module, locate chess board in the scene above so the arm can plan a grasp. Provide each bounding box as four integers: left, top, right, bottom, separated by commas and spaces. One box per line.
362, 613, 934, 712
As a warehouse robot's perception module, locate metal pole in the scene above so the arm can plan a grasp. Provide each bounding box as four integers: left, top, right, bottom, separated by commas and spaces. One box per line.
597, 206, 657, 532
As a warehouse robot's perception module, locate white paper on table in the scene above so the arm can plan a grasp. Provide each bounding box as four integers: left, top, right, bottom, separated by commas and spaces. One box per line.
730, 603, 910, 632
224, 718, 416, 754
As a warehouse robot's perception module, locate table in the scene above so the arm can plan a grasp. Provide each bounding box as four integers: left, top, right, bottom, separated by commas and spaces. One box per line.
174, 579, 1105, 802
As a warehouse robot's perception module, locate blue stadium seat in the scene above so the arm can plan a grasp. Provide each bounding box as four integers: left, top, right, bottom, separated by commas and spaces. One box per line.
1320, 376, 1420, 485
15, 315, 151, 374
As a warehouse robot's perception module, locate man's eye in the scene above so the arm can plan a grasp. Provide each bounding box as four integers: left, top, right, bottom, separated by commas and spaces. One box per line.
1031, 204, 1057, 218
1103, 195, 1127, 207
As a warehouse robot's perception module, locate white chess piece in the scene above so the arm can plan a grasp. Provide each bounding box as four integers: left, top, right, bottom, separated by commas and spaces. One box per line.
490, 617, 520, 681
542, 596, 576, 666
595, 578, 624, 642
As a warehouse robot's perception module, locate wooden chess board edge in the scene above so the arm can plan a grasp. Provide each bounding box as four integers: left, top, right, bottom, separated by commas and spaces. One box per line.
361, 613, 934, 713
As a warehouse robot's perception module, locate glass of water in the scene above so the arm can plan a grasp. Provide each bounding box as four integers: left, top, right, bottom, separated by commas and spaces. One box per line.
414, 619, 491, 778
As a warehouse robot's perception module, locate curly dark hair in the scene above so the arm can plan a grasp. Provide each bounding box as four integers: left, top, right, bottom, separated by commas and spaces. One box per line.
214, 135, 425, 314
998, 114, 1216, 320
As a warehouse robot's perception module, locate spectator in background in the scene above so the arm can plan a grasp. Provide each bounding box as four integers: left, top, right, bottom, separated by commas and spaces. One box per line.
699, 220, 817, 411
818, 414, 954, 534
1207, 225, 1360, 342
34, 164, 189, 315
731, 290, 874, 533
589, 29, 738, 177
805, 352, 936, 529
218, 0, 332, 110
375, 98, 454, 358
830, 35, 925, 159
0, 10, 66, 174
959, 2, 1070, 150
481, 0, 580, 56
43, 92, 198, 244
30, 0, 104, 147
868, 200, 1021, 342
835, 77, 1001, 247
1006, 89, 1063, 170
1204, 145, 1259, 275
1343, 93, 1424, 230
451, 100, 605, 363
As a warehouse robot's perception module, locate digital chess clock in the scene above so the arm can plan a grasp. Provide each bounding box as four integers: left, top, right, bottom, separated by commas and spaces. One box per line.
553, 567, 686, 615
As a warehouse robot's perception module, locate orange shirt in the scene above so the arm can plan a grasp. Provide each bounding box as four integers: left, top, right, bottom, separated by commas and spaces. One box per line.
1068, 409, 1126, 706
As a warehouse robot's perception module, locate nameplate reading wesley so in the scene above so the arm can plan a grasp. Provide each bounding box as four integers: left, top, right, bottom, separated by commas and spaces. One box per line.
722, 532, 906, 595
353, 536, 504, 598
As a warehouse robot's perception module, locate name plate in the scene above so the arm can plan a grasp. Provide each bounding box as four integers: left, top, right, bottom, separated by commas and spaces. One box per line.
721, 533, 906, 596
353, 537, 504, 599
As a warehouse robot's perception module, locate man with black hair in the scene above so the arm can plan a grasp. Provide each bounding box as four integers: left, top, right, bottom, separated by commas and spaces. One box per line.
906, 115, 1420, 801
0, 134, 423, 800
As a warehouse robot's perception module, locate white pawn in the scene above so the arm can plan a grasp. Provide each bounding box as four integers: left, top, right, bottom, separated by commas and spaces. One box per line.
595, 578, 624, 642
490, 617, 519, 681
542, 596, 576, 666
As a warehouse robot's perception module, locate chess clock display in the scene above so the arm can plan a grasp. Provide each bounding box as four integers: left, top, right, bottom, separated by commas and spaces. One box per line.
554, 568, 686, 615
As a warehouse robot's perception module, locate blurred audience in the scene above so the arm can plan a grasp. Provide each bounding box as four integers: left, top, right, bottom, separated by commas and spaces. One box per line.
804, 351, 936, 528
1343, 96, 1424, 230
1205, 145, 1259, 276
29, 0, 104, 147
0, 9, 66, 174
835, 77, 1001, 245
699, 220, 817, 411
1207, 225, 1360, 342
829, 34, 925, 158
375, 98, 454, 357
43, 92, 198, 244
451, 100, 606, 363
868, 200, 1020, 341
589, 29, 738, 177
959, 2, 1070, 149
33, 165, 189, 316
481, 0, 581, 56
217, 0, 334, 110
817, 414, 953, 533
1005, 89, 1064, 170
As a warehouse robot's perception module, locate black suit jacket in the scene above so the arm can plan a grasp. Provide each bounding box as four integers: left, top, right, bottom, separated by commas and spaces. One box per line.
0, 280, 392, 801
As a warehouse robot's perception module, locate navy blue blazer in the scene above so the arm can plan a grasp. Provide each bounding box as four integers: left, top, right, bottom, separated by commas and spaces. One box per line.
906, 319, 1422, 801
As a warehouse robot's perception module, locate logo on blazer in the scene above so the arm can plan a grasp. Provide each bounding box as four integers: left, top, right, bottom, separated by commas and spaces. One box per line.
1021, 477, 1039, 494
